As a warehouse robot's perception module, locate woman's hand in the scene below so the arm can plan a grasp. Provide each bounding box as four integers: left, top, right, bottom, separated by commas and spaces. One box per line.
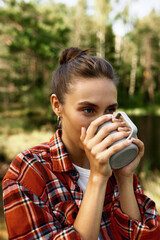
80, 114, 133, 180
111, 114, 144, 180
113, 137, 144, 182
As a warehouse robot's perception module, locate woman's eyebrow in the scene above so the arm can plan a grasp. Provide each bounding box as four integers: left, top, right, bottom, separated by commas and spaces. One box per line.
77, 102, 118, 109
107, 103, 119, 108
77, 101, 98, 108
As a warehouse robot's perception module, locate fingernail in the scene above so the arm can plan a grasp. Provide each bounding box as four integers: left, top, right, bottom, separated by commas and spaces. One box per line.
113, 118, 119, 122
127, 139, 132, 145
118, 127, 123, 131
131, 138, 136, 141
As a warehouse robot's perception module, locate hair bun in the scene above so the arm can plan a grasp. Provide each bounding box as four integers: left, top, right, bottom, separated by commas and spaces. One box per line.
59, 47, 88, 65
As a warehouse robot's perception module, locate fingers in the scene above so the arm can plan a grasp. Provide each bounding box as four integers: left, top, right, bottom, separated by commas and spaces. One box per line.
86, 114, 113, 140
83, 121, 130, 154
89, 131, 131, 155
80, 127, 87, 142
95, 121, 124, 143
81, 114, 133, 152
132, 138, 144, 158
96, 138, 133, 164
118, 126, 131, 132
113, 119, 131, 132
112, 116, 132, 133
85, 115, 128, 142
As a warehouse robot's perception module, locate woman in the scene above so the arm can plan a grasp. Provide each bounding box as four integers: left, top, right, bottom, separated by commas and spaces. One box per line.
3, 47, 160, 239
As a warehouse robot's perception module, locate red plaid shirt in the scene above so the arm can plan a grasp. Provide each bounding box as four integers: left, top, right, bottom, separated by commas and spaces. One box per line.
2, 130, 160, 239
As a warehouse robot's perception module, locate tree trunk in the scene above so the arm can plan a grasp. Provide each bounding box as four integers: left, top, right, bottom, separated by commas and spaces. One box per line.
129, 55, 137, 96
94, 0, 110, 58
142, 37, 154, 101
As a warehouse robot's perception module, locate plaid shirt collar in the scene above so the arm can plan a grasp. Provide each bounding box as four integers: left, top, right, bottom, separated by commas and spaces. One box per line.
49, 129, 76, 173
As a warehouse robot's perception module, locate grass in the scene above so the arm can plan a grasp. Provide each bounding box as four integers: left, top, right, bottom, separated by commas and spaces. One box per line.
0, 129, 53, 162
141, 171, 160, 212
0, 221, 8, 240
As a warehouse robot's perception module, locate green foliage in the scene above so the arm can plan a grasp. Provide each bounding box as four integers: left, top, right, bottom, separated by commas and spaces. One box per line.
125, 11, 160, 101
0, 0, 72, 112
0, 0, 160, 112
105, 24, 116, 64
1, 1, 70, 61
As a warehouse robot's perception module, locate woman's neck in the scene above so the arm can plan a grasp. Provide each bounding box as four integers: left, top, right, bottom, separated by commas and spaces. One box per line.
71, 153, 90, 169
62, 133, 90, 169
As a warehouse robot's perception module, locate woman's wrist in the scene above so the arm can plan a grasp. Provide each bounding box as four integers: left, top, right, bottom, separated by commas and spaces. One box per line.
89, 172, 110, 187
115, 174, 142, 221
116, 173, 134, 189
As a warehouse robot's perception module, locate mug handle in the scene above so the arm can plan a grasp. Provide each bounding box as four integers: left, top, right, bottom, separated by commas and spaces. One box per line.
113, 111, 137, 139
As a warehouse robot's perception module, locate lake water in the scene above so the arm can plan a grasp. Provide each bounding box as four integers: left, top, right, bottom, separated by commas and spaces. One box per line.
131, 115, 160, 172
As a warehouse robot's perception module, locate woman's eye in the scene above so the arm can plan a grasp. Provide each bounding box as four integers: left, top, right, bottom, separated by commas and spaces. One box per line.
106, 108, 116, 114
83, 108, 94, 114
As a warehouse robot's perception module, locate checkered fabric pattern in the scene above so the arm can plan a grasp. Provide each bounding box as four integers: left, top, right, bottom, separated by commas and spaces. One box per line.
2, 130, 160, 239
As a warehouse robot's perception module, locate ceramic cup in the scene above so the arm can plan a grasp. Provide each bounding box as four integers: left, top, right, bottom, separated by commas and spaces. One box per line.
97, 111, 139, 169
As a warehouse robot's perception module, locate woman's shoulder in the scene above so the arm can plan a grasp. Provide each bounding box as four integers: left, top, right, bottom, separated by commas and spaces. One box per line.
2, 130, 65, 184
3, 140, 52, 183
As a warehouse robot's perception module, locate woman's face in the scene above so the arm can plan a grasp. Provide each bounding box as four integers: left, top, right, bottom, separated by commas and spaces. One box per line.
60, 77, 118, 151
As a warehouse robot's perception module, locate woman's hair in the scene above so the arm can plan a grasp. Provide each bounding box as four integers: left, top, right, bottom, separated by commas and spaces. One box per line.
51, 47, 118, 104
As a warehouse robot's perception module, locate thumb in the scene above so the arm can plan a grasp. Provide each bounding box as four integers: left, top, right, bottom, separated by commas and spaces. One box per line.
80, 127, 86, 142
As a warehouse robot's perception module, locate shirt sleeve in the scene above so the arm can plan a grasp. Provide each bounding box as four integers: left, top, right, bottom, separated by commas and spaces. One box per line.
2, 178, 82, 240
111, 174, 160, 239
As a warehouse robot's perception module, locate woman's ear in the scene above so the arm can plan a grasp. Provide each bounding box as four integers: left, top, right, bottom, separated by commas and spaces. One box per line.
50, 94, 63, 117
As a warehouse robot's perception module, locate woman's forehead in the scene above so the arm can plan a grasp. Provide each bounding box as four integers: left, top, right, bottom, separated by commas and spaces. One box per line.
72, 77, 116, 93
66, 78, 117, 105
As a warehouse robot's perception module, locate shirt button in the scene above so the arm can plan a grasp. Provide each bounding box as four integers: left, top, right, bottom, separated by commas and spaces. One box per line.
75, 185, 80, 192
72, 212, 77, 219
71, 170, 77, 176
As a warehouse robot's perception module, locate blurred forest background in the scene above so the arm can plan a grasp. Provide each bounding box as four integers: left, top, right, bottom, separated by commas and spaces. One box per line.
0, 0, 160, 239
